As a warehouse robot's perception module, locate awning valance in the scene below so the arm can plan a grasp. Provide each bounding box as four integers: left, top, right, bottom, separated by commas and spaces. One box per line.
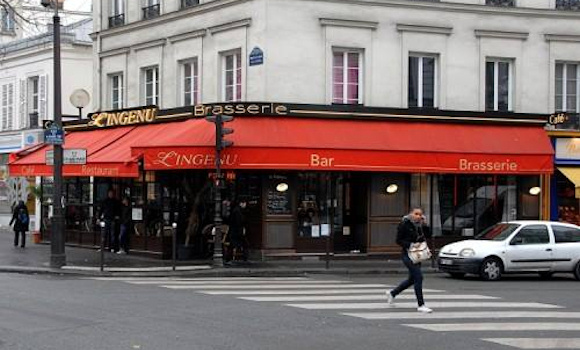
131, 117, 554, 174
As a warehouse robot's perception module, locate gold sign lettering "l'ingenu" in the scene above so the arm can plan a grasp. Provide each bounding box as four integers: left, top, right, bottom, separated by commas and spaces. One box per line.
88, 108, 158, 128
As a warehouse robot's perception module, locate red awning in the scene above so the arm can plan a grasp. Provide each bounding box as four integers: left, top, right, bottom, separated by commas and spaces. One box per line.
132, 117, 554, 174
9, 126, 140, 177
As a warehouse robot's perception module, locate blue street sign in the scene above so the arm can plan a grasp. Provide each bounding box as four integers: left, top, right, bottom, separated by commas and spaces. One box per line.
249, 47, 264, 66
44, 126, 64, 145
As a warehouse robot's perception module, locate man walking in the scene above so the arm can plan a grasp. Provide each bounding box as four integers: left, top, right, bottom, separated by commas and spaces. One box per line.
10, 200, 29, 248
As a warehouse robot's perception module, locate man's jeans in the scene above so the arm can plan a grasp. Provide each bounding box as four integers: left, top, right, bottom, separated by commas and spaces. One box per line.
391, 253, 425, 306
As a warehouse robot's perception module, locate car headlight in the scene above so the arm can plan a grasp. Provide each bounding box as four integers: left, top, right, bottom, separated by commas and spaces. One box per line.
459, 248, 475, 257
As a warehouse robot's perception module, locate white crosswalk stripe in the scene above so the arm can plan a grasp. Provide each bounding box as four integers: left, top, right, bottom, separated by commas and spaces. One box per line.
92, 276, 579, 349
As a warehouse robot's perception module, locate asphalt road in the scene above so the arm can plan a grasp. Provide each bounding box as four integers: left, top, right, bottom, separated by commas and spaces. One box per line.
1, 272, 579, 350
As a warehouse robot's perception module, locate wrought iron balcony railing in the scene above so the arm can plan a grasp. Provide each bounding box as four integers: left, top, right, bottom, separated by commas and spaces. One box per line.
108, 14, 125, 28
142, 4, 160, 20
486, 0, 515, 6
556, 0, 580, 10
181, 0, 200, 9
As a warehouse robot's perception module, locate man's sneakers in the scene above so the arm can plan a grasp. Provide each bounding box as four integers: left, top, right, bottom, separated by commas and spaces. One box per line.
417, 305, 433, 313
386, 290, 395, 305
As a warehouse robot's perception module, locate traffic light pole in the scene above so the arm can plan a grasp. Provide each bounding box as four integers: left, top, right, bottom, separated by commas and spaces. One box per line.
212, 114, 224, 267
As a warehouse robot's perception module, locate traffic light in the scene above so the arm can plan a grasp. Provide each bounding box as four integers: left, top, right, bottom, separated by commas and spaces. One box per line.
206, 114, 234, 151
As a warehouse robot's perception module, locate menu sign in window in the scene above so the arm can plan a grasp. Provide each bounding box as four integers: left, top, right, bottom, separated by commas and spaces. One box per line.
267, 175, 291, 215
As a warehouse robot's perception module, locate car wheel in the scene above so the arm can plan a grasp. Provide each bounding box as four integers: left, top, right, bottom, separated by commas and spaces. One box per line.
539, 272, 553, 280
574, 262, 580, 281
480, 257, 503, 281
449, 273, 465, 279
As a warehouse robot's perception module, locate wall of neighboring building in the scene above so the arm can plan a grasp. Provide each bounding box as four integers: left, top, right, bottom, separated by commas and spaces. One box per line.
93, 0, 580, 115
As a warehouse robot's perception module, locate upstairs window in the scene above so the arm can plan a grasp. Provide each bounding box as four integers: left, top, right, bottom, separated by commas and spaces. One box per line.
332, 50, 362, 105
109, 0, 125, 28
142, 0, 160, 20
182, 59, 199, 106
222, 51, 242, 102
555, 63, 579, 113
142, 66, 159, 106
409, 55, 437, 108
486, 59, 513, 112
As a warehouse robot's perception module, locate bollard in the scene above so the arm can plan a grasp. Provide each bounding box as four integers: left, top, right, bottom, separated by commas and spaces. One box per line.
172, 222, 177, 271
99, 221, 106, 272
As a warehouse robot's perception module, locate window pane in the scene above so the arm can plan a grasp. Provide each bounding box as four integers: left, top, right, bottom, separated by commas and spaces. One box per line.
512, 225, 550, 245
184, 63, 191, 79
225, 87, 233, 102
333, 83, 344, 103
553, 225, 580, 243
485, 61, 495, 110
556, 63, 564, 80
333, 52, 343, 69
236, 53, 241, 68
498, 62, 510, 111
347, 53, 359, 69
333, 68, 344, 84
348, 68, 359, 85
347, 84, 358, 103
226, 70, 234, 86
236, 68, 242, 85
225, 55, 233, 70
236, 83, 242, 101
408, 57, 419, 107
422, 57, 435, 108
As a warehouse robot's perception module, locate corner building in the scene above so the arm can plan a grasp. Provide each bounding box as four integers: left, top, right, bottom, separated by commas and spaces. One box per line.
13, 0, 577, 259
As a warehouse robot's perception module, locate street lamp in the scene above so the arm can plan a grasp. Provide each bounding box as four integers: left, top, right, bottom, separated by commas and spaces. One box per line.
42, 0, 66, 268
70, 89, 90, 120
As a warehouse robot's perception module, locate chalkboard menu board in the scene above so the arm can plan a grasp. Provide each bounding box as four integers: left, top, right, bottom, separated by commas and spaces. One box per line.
267, 175, 292, 215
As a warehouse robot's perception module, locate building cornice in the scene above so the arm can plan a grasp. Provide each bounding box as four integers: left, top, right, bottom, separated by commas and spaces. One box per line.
319, 18, 379, 30
544, 34, 580, 42
303, 0, 580, 19
208, 18, 252, 35
396, 24, 452, 35
99, 47, 130, 58
96, 0, 251, 39
132, 39, 167, 52
168, 29, 207, 44
475, 29, 529, 40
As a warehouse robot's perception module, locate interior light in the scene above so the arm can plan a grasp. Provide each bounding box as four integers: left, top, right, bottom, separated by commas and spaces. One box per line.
529, 187, 541, 196
276, 183, 289, 192
386, 184, 399, 194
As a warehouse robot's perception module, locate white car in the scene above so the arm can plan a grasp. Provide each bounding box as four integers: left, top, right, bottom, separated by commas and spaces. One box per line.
437, 221, 580, 281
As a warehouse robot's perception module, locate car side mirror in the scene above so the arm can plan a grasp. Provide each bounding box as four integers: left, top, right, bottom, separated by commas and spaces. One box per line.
511, 237, 524, 245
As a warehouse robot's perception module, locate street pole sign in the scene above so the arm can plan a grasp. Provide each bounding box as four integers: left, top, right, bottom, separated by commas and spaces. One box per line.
45, 149, 87, 165
43, 120, 64, 145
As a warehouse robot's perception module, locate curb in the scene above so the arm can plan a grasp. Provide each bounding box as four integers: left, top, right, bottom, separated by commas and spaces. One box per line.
0, 265, 440, 278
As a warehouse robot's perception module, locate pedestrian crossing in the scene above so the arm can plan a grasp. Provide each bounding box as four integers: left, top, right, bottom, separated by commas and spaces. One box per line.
91, 276, 580, 349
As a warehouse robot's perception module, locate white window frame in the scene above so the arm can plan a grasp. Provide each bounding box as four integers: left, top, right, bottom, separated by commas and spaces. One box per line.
110, 73, 123, 110
555, 62, 580, 113
142, 66, 160, 106
487, 59, 513, 111
181, 58, 199, 106
409, 54, 438, 108
332, 49, 363, 105
28, 76, 39, 115
221, 50, 242, 102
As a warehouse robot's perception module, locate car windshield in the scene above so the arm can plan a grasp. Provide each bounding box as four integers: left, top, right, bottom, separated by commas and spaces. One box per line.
475, 223, 520, 241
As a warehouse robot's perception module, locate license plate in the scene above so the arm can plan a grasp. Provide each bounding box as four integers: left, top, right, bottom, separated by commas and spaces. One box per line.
440, 259, 453, 265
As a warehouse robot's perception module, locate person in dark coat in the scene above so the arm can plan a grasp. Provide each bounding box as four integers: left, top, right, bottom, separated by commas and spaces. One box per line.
386, 207, 433, 313
100, 189, 121, 252
118, 197, 131, 254
228, 200, 248, 261
10, 200, 29, 248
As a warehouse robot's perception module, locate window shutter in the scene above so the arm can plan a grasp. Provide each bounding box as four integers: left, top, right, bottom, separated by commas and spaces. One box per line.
1, 85, 7, 131
19, 79, 27, 128
7, 83, 14, 130
39, 74, 47, 120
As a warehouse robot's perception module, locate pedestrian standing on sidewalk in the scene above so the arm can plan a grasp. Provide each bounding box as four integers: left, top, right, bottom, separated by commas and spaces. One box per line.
386, 207, 433, 313
118, 197, 131, 254
229, 200, 248, 262
100, 189, 121, 252
9, 200, 29, 248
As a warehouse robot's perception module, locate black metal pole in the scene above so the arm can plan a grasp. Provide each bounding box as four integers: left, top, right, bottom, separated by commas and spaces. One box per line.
78, 107, 83, 120
213, 115, 223, 267
100, 221, 105, 272
50, 7, 65, 268
172, 223, 177, 271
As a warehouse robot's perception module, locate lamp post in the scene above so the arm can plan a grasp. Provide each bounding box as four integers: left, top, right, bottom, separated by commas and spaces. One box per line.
42, 0, 65, 268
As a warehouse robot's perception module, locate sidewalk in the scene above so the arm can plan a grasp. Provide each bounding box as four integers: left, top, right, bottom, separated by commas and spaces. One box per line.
0, 229, 439, 277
